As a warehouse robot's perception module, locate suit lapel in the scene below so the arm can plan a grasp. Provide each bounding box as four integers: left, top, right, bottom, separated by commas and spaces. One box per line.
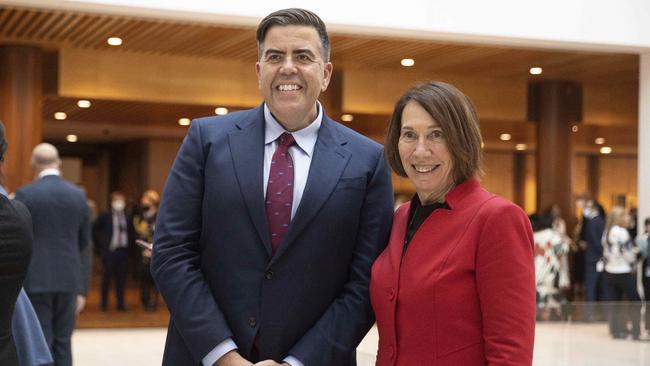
270, 116, 350, 266
229, 106, 273, 256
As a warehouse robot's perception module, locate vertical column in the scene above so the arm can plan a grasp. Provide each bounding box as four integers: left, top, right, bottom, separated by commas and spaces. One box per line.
0, 45, 43, 191
513, 151, 526, 208
528, 81, 581, 225
587, 155, 600, 200
639, 53, 650, 230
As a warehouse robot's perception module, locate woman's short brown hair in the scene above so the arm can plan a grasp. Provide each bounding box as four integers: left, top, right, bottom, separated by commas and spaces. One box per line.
384, 81, 484, 184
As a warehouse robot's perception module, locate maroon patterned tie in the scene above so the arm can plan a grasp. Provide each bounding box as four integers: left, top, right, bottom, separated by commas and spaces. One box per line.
265, 133, 295, 253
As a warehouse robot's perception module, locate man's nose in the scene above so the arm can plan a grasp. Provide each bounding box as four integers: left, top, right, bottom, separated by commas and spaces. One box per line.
280, 57, 298, 74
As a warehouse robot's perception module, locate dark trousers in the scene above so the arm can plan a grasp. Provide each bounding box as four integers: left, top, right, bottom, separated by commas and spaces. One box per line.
140, 261, 158, 310
604, 272, 641, 338
642, 259, 650, 332
584, 261, 608, 301
101, 248, 128, 310
28, 292, 76, 366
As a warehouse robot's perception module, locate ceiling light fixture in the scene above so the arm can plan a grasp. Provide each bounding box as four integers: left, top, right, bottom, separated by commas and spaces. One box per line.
600, 146, 612, 154
594, 137, 605, 145
529, 67, 543, 75
178, 118, 191, 126
515, 144, 527, 151
401, 58, 415, 67
572, 125, 579, 132
54, 112, 67, 120
107, 37, 123, 46
499, 133, 512, 141
215, 107, 229, 115
77, 100, 91, 108
66, 134, 78, 142
341, 114, 354, 122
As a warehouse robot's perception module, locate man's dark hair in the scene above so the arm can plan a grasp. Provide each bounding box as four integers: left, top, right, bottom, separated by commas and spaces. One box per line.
0, 120, 7, 162
256, 8, 330, 61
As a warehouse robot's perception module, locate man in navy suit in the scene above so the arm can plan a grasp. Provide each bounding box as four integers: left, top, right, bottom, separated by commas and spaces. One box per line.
15, 143, 90, 366
93, 191, 135, 312
151, 8, 394, 366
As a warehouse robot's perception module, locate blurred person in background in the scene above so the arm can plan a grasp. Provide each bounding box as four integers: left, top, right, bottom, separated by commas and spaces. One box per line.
133, 189, 159, 312
531, 214, 570, 320
580, 199, 608, 303
371, 82, 535, 365
603, 206, 641, 340
15, 143, 90, 366
635, 217, 650, 337
93, 192, 134, 312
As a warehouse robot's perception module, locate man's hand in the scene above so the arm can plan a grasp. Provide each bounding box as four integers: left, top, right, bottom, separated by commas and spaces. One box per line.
75, 295, 86, 315
215, 350, 254, 366
254, 361, 289, 366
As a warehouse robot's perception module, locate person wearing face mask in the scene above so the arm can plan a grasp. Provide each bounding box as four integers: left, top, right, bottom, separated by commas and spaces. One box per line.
579, 199, 608, 303
133, 190, 160, 311
93, 192, 134, 312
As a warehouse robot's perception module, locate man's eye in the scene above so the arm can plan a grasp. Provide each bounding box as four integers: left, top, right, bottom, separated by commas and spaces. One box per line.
267, 54, 281, 62
297, 54, 311, 62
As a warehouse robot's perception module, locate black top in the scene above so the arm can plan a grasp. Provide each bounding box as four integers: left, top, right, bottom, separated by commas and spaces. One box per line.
403, 195, 449, 258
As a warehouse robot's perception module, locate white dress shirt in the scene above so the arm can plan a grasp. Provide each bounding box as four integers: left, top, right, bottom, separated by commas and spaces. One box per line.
202, 103, 322, 366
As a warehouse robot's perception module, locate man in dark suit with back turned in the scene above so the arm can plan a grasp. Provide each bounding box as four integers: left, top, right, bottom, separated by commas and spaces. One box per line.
151, 8, 394, 366
15, 143, 90, 366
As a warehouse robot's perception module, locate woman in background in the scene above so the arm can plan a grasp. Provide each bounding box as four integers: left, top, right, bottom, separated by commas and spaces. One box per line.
602, 206, 641, 339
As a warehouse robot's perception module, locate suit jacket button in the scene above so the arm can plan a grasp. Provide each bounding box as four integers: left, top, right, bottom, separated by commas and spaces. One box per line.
249, 317, 257, 328
265, 271, 273, 280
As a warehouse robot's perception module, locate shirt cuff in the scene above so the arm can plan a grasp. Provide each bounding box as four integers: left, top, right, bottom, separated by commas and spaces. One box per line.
202, 338, 238, 366
283, 355, 305, 366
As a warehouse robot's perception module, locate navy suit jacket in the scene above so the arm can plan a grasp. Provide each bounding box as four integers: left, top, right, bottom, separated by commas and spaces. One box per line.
93, 210, 135, 256
15, 175, 90, 294
151, 105, 394, 365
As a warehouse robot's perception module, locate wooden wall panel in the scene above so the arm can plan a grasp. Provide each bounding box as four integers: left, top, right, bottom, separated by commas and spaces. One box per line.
482, 151, 514, 202
59, 48, 261, 106
598, 156, 638, 211
524, 153, 537, 214
145, 139, 182, 195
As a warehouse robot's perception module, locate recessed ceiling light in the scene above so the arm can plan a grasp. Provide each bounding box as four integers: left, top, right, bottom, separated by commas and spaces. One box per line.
594, 137, 605, 145
107, 37, 123, 46
529, 67, 543, 75
214, 107, 229, 115
77, 100, 91, 108
499, 133, 512, 141
600, 146, 612, 154
515, 144, 527, 151
401, 58, 415, 67
66, 134, 78, 143
178, 118, 191, 126
54, 112, 67, 120
341, 114, 354, 122
572, 125, 579, 132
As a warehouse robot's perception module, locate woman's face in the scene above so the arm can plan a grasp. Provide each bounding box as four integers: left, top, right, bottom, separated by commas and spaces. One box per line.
398, 101, 454, 204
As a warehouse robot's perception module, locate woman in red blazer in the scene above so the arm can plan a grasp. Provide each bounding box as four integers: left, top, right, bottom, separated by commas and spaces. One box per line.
370, 82, 536, 365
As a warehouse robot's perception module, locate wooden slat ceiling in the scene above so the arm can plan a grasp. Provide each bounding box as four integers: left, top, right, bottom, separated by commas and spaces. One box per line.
0, 5, 639, 83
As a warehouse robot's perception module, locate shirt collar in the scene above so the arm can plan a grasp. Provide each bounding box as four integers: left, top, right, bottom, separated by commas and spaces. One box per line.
38, 168, 61, 179
264, 102, 322, 157
0, 185, 7, 197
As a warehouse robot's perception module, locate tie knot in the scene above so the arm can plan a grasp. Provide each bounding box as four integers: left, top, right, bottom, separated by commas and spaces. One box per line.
278, 133, 295, 147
